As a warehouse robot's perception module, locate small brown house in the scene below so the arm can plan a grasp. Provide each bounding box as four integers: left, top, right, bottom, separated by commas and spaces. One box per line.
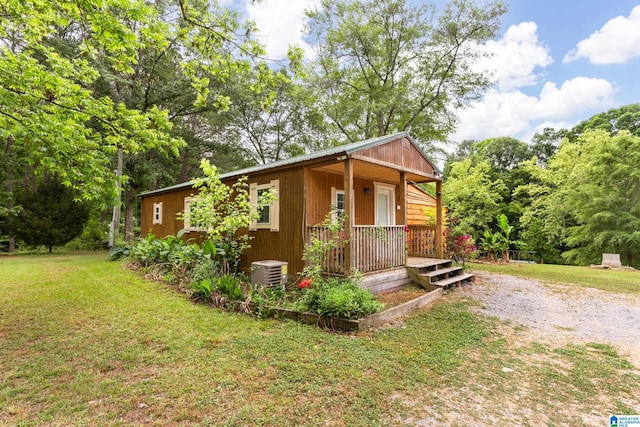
140, 132, 444, 291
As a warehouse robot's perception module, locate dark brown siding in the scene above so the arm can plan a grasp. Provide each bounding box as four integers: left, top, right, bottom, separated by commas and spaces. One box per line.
140, 186, 200, 240
357, 137, 436, 176
238, 167, 306, 275
307, 169, 406, 226
141, 168, 306, 275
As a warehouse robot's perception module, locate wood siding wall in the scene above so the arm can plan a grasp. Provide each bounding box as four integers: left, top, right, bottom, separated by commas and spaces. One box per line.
240, 168, 305, 275
407, 184, 441, 225
140, 186, 201, 241
140, 168, 306, 275
357, 137, 436, 176
307, 169, 403, 226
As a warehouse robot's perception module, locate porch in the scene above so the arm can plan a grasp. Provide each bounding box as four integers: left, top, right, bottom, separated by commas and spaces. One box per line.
306, 224, 440, 274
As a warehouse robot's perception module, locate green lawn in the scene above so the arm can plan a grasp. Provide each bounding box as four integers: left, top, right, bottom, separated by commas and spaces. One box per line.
469, 261, 640, 294
1, 254, 637, 426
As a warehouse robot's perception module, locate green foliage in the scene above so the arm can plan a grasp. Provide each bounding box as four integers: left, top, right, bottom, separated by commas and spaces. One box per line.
215, 275, 245, 301
570, 104, 640, 140
306, 0, 506, 146
443, 159, 507, 237
64, 214, 109, 251
301, 277, 383, 319
479, 214, 514, 260
302, 208, 348, 280
191, 279, 214, 302
185, 159, 276, 272
517, 130, 640, 267
13, 180, 90, 252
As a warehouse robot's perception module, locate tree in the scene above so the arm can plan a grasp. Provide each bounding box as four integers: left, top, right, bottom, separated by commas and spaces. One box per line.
443, 159, 507, 238
224, 70, 328, 164
13, 180, 90, 252
569, 104, 640, 140
474, 137, 531, 172
516, 130, 640, 267
530, 127, 565, 167
1, 0, 303, 247
0, 0, 185, 201
306, 0, 506, 147
561, 131, 640, 267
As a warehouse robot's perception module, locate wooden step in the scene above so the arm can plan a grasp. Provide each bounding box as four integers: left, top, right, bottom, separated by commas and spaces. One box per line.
411, 260, 453, 273
430, 273, 475, 288
421, 266, 463, 281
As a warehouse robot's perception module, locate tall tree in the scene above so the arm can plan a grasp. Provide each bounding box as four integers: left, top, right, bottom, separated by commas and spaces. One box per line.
443, 158, 507, 237
224, 70, 328, 164
569, 104, 640, 140
517, 130, 640, 267
306, 0, 506, 147
13, 179, 90, 253
0, 0, 303, 245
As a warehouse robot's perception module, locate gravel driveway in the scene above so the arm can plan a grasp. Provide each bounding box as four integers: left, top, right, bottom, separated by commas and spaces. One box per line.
459, 271, 640, 367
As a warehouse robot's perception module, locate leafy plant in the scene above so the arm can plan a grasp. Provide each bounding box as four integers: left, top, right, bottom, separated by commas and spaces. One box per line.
303, 208, 347, 280
215, 275, 245, 301
192, 279, 214, 302
301, 277, 383, 319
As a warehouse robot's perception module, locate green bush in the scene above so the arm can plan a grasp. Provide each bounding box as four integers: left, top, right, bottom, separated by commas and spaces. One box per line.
215, 275, 244, 301
192, 279, 214, 302
301, 277, 383, 319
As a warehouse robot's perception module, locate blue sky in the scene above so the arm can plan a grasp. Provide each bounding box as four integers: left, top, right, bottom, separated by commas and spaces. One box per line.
235, 0, 640, 144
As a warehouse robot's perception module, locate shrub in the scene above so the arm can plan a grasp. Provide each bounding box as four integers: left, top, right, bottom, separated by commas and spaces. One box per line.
302, 277, 383, 319
192, 279, 214, 302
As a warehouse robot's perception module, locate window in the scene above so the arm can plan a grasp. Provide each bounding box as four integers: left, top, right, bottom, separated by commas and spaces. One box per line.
183, 196, 205, 233
249, 179, 279, 231
331, 187, 345, 222
152, 202, 163, 225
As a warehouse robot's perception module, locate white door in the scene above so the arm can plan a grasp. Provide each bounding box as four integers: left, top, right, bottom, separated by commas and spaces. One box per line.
375, 183, 395, 226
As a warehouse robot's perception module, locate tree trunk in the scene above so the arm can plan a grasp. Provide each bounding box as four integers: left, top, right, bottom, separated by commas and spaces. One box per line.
180, 150, 190, 182
6, 137, 15, 252
124, 189, 136, 241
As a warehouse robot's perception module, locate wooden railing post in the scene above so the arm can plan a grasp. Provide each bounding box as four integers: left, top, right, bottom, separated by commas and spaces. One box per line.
399, 172, 407, 266
344, 158, 354, 273
436, 180, 443, 258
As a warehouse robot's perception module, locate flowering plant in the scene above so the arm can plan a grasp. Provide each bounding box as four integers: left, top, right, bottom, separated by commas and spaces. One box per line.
298, 277, 313, 289
444, 227, 477, 257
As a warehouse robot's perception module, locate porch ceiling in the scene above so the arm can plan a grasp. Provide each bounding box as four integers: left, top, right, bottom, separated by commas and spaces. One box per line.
313, 159, 436, 183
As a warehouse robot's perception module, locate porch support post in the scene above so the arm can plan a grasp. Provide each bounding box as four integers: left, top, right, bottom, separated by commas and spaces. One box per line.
435, 180, 443, 258
344, 157, 354, 273
399, 172, 407, 265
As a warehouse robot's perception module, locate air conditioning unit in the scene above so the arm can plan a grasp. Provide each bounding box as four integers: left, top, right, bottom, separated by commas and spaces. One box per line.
251, 260, 288, 288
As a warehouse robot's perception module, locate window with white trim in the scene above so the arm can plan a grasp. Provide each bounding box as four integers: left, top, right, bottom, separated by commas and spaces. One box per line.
152, 202, 163, 225
249, 180, 279, 231
183, 196, 205, 233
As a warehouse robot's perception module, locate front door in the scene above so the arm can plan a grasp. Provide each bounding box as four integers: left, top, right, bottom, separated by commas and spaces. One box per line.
375, 183, 395, 226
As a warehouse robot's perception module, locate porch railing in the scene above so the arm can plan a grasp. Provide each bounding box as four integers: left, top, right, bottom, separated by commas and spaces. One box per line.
406, 225, 437, 257
307, 225, 406, 274
352, 225, 405, 273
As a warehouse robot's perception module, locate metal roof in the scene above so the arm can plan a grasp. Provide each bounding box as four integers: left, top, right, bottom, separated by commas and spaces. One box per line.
140, 132, 438, 197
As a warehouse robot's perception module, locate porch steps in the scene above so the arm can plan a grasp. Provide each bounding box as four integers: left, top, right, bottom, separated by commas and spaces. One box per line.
407, 259, 474, 291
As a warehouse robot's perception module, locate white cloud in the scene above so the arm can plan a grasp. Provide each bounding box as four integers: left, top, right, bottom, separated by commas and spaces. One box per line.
452, 77, 615, 142
564, 5, 640, 64
475, 22, 553, 91
244, 0, 319, 61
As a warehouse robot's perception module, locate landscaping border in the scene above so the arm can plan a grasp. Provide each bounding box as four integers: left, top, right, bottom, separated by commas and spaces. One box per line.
255, 288, 443, 331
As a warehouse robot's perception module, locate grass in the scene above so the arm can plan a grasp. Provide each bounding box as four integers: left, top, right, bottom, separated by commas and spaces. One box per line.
1, 253, 638, 426
469, 261, 640, 294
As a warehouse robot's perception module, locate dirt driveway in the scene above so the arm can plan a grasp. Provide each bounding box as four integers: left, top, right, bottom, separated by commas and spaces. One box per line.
460, 271, 640, 367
